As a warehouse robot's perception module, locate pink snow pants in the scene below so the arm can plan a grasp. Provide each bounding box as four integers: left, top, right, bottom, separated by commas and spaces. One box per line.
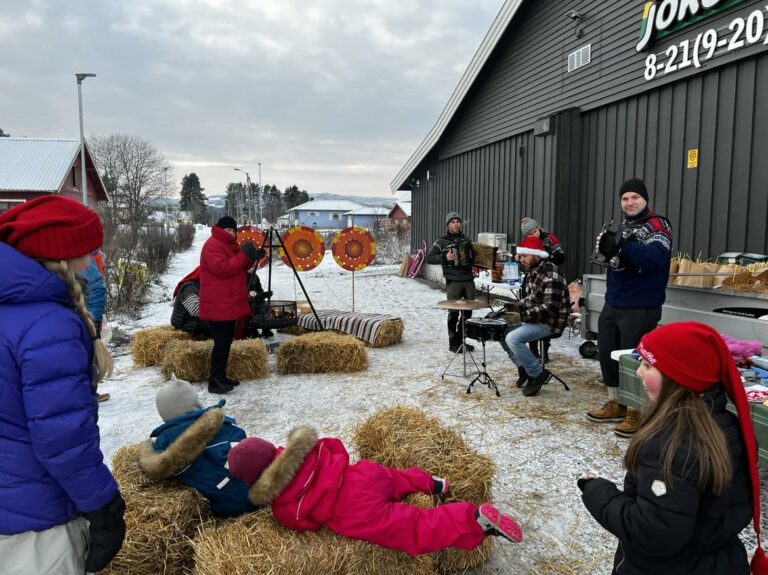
324, 460, 485, 556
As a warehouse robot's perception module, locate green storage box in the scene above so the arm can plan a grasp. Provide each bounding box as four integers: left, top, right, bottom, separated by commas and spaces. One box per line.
617, 354, 768, 468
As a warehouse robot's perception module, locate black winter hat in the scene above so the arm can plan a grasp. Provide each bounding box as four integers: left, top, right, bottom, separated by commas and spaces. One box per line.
618, 178, 648, 203
216, 216, 237, 230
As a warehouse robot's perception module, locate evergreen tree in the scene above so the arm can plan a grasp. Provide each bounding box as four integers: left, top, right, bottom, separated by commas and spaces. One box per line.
179, 173, 208, 223
0, 127, 10, 137
283, 185, 310, 209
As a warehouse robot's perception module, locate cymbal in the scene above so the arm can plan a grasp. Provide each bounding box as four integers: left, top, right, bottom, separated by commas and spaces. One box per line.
436, 299, 488, 311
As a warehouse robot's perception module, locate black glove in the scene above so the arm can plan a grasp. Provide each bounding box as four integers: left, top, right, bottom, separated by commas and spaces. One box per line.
263, 290, 273, 300
241, 241, 264, 262
83, 491, 126, 573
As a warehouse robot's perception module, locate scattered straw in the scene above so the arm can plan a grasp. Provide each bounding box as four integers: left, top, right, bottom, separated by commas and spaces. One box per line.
192, 507, 436, 575
353, 406, 496, 573
276, 332, 368, 374
161, 339, 269, 382
370, 319, 404, 348
296, 300, 313, 315
278, 324, 312, 336
103, 444, 212, 575
131, 325, 196, 367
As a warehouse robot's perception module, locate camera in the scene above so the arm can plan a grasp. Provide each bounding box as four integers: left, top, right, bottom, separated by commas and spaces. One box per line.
590, 221, 626, 270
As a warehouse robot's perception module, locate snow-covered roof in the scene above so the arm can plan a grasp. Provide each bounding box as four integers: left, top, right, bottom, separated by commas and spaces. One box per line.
345, 206, 388, 216
390, 0, 524, 192
394, 201, 412, 217
288, 199, 363, 212
0, 138, 81, 192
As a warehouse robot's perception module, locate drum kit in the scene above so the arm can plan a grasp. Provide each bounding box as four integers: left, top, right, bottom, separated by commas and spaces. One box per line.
437, 299, 504, 396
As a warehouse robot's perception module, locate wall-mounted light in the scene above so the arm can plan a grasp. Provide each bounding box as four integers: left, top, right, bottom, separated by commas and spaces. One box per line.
565, 9, 584, 38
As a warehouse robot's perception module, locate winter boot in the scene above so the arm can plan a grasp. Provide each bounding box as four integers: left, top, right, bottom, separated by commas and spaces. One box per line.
522, 369, 551, 397
514, 366, 529, 388
614, 407, 641, 438
586, 400, 627, 423
97, 393, 110, 402
223, 376, 240, 387
476, 503, 523, 543
261, 328, 275, 338
432, 476, 450, 495
208, 377, 234, 394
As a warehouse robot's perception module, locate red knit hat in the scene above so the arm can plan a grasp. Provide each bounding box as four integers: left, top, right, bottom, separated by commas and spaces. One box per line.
227, 437, 277, 485
637, 322, 767, 574
516, 236, 549, 258
0, 195, 103, 260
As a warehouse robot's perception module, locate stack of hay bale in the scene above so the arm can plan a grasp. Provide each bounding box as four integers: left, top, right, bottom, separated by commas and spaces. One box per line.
161, 338, 269, 382
353, 406, 496, 574
131, 326, 196, 367
276, 332, 367, 374
102, 443, 213, 575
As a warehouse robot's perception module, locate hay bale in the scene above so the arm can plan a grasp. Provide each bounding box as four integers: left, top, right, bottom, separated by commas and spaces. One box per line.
370, 319, 404, 348
296, 300, 313, 315
103, 444, 212, 575
353, 406, 496, 574
193, 507, 436, 575
132, 325, 196, 367
276, 332, 367, 374
160, 339, 269, 382
278, 324, 312, 336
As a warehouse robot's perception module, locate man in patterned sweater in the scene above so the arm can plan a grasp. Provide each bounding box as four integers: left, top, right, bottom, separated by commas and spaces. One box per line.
498, 236, 569, 397
587, 178, 673, 437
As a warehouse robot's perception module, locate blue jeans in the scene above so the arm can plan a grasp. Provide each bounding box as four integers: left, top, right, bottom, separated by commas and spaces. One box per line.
500, 322, 552, 378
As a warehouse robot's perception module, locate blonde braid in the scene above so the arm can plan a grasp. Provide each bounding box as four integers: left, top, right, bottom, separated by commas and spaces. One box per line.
42, 260, 114, 384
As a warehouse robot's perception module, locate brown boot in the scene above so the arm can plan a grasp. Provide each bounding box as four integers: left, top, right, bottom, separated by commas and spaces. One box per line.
586, 400, 626, 423
97, 393, 111, 403
614, 408, 641, 438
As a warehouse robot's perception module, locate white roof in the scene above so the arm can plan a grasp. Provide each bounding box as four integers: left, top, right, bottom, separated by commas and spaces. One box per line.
288, 199, 363, 212
390, 0, 524, 192
345, 206, 388, 216
0, 138, 81, 192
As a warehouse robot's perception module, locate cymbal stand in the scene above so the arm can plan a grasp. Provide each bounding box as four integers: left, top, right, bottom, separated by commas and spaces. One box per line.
440, 314, 479, 380
466, 338, 500, 397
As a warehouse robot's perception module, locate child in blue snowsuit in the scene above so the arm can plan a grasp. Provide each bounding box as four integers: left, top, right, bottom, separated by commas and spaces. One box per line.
138, 377, 257, 516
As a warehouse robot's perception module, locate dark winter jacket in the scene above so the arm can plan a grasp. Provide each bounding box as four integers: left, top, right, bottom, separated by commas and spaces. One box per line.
519, 259, 570, 335
249, 427, 349, 531
606, 209, 672, 309
199, 226, 252, 321
139, 402, 256, 517
170, 279, 210, 335
426, 231, 474, 283
581, 385, 752, 575
540, 231, 565, 267
0, 242, 118, 535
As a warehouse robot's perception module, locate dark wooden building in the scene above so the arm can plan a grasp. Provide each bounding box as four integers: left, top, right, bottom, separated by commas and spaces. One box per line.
392, 0, 768, 279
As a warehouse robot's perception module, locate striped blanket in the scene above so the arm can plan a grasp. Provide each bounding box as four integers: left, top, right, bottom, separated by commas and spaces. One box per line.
297, 309, 401, 345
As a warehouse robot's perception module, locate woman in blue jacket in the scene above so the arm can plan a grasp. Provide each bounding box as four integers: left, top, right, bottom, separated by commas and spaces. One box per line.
0, 196, 125, 574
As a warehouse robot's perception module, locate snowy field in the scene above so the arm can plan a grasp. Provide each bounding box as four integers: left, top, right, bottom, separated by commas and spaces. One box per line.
99, 228, 766, 574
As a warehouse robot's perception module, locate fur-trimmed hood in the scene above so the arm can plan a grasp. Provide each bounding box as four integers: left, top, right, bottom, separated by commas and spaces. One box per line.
139, 408, 225, 480
248, 426, 318, 506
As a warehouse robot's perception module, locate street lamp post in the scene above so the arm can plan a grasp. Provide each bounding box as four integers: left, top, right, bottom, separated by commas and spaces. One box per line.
76, 73, 96, 206
257, 162, 262, 223
163, 167, 170, 232
234, 168, 252, 224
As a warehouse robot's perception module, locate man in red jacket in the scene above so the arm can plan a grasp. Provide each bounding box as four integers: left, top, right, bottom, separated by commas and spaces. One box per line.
199, 216, 263, 393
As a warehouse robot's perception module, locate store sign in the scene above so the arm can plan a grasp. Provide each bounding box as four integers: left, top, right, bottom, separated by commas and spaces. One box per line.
641, 3, 768, 81
687, 149, 699, 168
637, 0, 746, 51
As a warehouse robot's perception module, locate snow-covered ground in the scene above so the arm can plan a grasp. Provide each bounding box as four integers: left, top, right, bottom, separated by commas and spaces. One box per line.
99, 228, 766, 574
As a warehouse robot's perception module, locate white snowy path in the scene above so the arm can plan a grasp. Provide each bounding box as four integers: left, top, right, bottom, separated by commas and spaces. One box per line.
98, 228, 766, 575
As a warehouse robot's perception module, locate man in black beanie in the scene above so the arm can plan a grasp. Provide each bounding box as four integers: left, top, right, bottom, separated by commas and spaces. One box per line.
587, 178, 672, 437
426, 212, 476, 353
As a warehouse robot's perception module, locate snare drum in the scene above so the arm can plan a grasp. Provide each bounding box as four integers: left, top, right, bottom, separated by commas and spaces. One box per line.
464, 318, 507, 342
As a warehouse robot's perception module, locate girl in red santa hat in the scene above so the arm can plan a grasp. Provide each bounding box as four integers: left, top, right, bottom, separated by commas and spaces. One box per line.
579, 321, 767, 575
227, 428, 523, 556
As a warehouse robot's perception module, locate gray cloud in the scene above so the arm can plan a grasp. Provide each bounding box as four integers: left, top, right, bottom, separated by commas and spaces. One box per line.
0, 0, 503, 196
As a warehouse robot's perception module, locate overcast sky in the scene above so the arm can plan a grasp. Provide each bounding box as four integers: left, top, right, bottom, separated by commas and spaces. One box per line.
0, 0, 504, 198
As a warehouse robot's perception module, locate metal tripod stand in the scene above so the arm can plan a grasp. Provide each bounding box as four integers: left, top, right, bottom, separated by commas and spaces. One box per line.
466, 337, 500, 397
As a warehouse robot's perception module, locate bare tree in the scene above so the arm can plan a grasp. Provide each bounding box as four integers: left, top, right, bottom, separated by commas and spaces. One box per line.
89, 134, 171, 240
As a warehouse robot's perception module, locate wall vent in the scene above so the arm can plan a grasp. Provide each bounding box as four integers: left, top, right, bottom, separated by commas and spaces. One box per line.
567, 44, 591, 73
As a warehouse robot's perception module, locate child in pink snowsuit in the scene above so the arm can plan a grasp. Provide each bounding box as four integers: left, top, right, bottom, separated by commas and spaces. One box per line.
227, 426, 522, 556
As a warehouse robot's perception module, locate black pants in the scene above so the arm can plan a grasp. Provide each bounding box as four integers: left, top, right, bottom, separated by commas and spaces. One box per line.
446, 280, 476, 344
598, 304, 661, 388
209, 320, 237, 380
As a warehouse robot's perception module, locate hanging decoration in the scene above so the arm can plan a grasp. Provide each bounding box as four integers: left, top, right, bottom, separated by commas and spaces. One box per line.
278, 225, 325, 271
236, 225, 270, 269
331, 226, 376, 271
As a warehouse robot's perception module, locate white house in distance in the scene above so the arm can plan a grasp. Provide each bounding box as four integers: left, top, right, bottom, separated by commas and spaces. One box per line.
345, 205, 390, 228
286, 199, 364, 230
